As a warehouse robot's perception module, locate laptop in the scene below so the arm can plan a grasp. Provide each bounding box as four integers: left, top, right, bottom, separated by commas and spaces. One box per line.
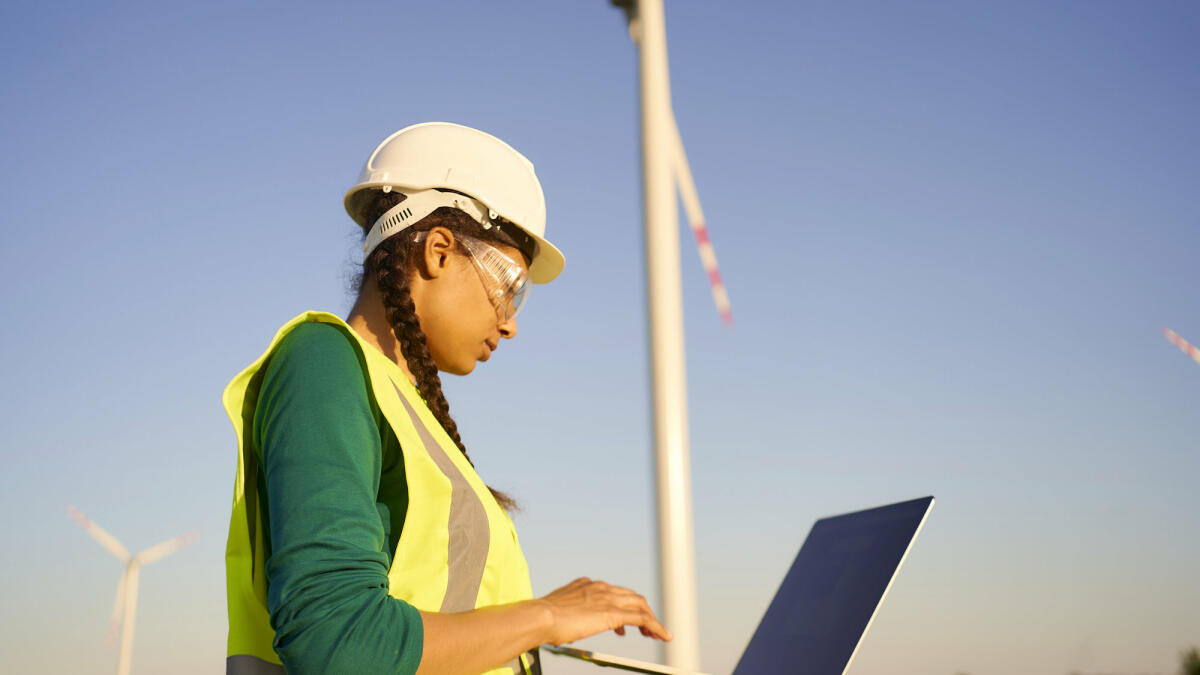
543, 496, 934, 675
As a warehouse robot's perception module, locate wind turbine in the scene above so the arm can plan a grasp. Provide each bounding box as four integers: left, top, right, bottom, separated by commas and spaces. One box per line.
67, 505, 197, 675
612, 0, 734, 669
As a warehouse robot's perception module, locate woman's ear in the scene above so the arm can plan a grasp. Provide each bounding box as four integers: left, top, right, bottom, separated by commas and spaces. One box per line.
419, 226, 457, 279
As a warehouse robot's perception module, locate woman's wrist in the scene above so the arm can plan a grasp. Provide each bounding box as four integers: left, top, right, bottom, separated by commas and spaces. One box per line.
518, 597, 558, 648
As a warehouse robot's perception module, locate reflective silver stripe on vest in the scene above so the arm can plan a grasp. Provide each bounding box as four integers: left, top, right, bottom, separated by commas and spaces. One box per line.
393, 381, 491, 613
227, 655, 285, 675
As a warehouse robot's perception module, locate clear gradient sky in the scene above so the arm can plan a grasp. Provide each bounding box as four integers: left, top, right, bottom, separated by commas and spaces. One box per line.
1, 2, 1197, 674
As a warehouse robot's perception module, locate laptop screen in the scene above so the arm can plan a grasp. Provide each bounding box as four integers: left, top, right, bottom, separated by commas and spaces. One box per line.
732, 496, 933, 675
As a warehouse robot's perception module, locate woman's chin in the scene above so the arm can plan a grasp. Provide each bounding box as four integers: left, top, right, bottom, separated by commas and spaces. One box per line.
439, 360, 476, 376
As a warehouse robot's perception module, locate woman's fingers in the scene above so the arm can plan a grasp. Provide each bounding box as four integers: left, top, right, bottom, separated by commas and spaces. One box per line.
639, 614, 672, 641
541, 577, 672, 643
615, 607, 671, 641
591, 583, 671, 640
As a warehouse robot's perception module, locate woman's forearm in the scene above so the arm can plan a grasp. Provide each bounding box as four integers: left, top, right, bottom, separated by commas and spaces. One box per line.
416, 600, 552, 675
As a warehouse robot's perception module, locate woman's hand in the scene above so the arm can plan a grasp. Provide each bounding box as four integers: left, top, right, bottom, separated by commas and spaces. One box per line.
537, 577, 673, 645
416, 580, 670, 675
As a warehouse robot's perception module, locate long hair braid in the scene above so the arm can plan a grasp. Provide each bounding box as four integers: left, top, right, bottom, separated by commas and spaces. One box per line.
361, 193, 518, 512
370, 236, 469, 457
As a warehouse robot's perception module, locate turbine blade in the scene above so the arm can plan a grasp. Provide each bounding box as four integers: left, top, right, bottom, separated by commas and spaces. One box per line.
135, 530, 198, 566
669, 113, 733, 326
106, 567, 129, 648
66, 505, 131, 562
1164, 327, 1200, 366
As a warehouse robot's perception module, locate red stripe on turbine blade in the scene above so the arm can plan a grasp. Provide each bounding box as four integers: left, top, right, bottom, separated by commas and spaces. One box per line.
1164, 326, 1200, 365
67, 506, 90, 528
685, 218, 733, 325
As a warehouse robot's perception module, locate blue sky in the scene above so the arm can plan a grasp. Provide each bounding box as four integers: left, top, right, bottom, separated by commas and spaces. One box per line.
1, 2, 1197, 674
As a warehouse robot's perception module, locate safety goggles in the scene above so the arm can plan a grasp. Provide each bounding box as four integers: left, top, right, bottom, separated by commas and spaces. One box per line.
414, 231, 530, 321
459, 234, 530, 321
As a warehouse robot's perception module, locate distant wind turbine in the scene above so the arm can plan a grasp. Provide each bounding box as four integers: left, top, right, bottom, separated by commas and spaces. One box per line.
67, 505, 196, 675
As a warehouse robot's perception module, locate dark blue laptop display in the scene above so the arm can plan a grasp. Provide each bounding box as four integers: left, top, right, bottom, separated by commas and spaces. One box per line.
732, 496, 934, 675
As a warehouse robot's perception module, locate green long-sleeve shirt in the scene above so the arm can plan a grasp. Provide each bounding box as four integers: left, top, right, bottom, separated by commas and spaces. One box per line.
252, 321, 423, 674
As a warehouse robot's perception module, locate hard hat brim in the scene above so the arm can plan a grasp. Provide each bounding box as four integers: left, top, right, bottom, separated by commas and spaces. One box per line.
526, 235, 564, 285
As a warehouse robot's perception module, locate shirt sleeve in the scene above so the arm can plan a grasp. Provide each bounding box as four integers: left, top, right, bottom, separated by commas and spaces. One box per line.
253, 322, 423, 675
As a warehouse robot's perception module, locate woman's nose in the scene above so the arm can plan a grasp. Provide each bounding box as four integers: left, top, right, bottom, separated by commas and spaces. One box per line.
498, 316, 518, 339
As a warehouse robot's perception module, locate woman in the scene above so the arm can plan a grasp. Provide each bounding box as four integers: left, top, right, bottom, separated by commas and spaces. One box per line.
223, 122, 670, 675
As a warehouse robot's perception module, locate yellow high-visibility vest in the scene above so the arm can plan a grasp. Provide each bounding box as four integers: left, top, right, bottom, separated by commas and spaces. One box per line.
223, 311, 536, 674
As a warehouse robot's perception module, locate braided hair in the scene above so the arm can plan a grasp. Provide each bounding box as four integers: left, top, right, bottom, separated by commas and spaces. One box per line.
358, 190, 522, 512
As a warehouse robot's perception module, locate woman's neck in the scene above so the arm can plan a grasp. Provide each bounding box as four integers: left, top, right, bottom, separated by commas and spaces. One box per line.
346, 281, 418, 385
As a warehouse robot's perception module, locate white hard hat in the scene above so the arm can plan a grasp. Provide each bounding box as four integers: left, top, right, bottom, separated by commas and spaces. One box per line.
344, 122, 565, 284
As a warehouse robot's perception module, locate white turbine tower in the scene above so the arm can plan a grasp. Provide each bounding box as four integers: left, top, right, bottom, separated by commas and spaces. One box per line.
67, 505, 197, 675
613, 0, 734, 670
